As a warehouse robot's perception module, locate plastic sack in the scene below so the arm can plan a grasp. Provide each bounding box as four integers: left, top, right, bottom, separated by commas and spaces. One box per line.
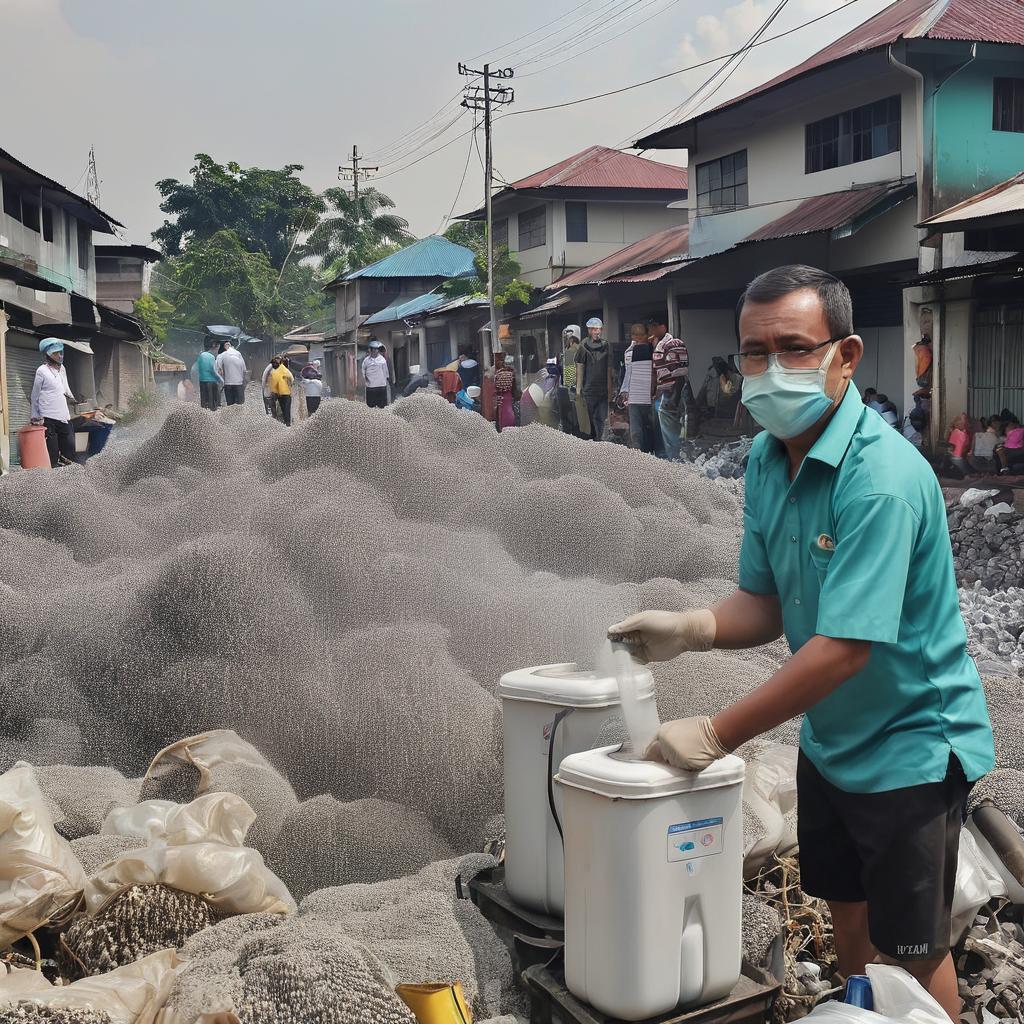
0, 761, 88, 946
103, 792, 255, 848
144, 731, 277, 794
950, 828, 1007, 943
742, 743, 799, 875
800, 963, 948, 1023
0, 948, 181, 1024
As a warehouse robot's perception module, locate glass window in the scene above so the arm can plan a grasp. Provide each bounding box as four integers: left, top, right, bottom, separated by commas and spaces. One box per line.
565, 201, 588, 242
493, 217, 508, 250
518, 205, 546, 250
806, 95, 900, 173
2, 180, 20, 222
42, 207, 54, 242
695, 150, 748, 212
77, 222, 90, 270
994, 78, 1024, 133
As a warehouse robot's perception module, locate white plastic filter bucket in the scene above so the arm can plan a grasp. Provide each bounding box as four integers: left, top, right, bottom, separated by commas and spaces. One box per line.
499, 662, 654, 916
558, 746, 745, 1021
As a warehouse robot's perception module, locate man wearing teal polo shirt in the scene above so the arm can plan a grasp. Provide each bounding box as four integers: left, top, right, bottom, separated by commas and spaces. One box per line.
609, 266, 993, 1021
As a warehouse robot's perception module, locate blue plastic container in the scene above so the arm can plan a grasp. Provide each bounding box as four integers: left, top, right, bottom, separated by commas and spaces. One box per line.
844, 975, 874, 1010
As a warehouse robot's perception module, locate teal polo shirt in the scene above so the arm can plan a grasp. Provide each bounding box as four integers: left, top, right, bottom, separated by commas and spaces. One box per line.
196, 351, 220, 383
739, 382, 994, 793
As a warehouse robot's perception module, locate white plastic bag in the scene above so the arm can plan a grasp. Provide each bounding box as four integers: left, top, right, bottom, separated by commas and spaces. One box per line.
800, 964, 949, 1023
0, 948, 181, 1024
103, 792, 255, 848
0, 761, 88, 946
144, 731, 278, 794
950, 828, 1006, 943
742, 743, 799, 874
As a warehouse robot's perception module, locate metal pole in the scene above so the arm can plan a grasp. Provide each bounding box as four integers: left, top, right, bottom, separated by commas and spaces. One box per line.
483, 64, 497, 370
352, 145, 360, 217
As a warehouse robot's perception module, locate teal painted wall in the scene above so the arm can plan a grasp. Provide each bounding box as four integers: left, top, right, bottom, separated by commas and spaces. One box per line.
933, 54, 1024, 211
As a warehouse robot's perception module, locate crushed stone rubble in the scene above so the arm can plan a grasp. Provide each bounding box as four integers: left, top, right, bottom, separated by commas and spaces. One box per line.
678, 436, 754, 481
0, 396, 1020, 1023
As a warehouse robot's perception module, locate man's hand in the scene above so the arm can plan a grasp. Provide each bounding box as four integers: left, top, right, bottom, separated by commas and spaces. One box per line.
645, 716, 730, 771
607, 609, 716, 663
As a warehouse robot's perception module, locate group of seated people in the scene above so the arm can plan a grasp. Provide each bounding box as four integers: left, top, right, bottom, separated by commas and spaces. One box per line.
947, 410, 1024, 476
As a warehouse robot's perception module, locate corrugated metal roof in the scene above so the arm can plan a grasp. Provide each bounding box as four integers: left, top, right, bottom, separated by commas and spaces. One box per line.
639, 0, 1024, 148
518, 292, 572, 320
605, 262, 687, 284
363, 291, 449, 325
741, 182, 913, 243
548, 224, 689, 290
920, 172, 1024, 227
343, 235, 476, 281
507, 146, 688, 192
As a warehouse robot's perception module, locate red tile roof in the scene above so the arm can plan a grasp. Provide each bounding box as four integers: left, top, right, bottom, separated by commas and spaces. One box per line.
549, 224, 689, 290
741, 182, 912, 243
639, 0, 1024, 146
508, 145, 687, 192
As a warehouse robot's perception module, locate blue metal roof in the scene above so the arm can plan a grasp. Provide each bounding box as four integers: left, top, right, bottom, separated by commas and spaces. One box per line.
344, 235, 476, 281
363, 291, 449, 326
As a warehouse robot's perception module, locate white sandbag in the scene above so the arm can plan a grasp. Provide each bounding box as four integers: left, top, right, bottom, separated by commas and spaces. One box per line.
742, 743, 799, 874
950, 828, 1007, 943
800, 963, 950, 1023
85, 841, 295, 917
103, 793, 254, 848
0, 761, 88, 946
0, 948, 182, 1024
143, 731, 276, 794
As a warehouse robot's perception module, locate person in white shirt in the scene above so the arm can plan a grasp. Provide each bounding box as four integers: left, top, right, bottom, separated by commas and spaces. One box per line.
214, 340, 248, 406
30, 337, 77, 467
300, 363, 325, 414
362, 339, 390, 408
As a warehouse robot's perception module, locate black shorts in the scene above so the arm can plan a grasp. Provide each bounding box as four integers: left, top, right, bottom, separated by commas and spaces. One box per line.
797, 751, 970, 961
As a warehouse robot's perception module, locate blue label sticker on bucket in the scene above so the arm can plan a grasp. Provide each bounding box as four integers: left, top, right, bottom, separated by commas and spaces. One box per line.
667, 817, 724, 863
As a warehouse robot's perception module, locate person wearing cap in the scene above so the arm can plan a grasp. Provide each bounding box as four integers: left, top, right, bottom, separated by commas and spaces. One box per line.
30, 338, 77, 467
607, 266, 993, 1021
215, 339, 248, 406
558, 326, 582, 436
575, 317, 610, 441
363, 340, 389, 408
455, 383, 482, 412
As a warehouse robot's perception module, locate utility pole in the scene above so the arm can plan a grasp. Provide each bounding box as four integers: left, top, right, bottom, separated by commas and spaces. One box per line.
459, 62, 513, 367
338, 145, 378, 223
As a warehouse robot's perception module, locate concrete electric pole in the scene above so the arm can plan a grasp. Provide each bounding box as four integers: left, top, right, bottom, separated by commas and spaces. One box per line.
338, 146, 379, 223
458, 63, 514, 366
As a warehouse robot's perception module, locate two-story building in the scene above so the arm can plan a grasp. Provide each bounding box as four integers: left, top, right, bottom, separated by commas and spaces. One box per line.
635, 0, 1024, 431
0, 147, 149, 470
322, 234, 476, 399
456, 145, 688, 288
95, 243, 161, 313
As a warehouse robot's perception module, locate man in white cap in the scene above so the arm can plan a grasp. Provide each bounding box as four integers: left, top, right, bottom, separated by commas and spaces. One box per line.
30, 338, 77, 467
575, 317, 610, 440
363, 339, 389, 408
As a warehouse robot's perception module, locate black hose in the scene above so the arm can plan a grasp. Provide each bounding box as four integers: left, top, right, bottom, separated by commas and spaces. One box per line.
546, 708, 573, 843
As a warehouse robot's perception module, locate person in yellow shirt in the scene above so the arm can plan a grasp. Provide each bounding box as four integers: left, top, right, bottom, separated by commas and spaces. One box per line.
267, 356, 294, 425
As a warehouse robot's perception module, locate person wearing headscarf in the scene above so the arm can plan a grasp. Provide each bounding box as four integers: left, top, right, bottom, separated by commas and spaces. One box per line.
30, 338, 77, 467
301, 360, 324, 414
494, 355, 518, 430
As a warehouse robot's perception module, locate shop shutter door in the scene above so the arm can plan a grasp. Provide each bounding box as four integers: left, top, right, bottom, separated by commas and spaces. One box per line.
118, 342, 145, 408
5, 342, 42, 467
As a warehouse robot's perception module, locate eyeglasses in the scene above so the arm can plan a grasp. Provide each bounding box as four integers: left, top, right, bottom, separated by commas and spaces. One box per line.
737, 336, 846, 378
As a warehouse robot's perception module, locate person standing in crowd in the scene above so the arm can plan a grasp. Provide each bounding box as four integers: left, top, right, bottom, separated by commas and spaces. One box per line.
619, 322, 657, 453
494, 354, 518, 430
609, 266, 993, 1022
651, 312, 688, 459
301, 359, 325, 414
30, 338, 77, 467
215, 339, 248, 406
558, 325, 582, 436
363, 339, 390, 408
195, 339, 223, 410
266, 356, 294, 425
458, 349, 481, 390
261, 359, 276, 416
575, 317, 610, 441
176, 378, 196, 403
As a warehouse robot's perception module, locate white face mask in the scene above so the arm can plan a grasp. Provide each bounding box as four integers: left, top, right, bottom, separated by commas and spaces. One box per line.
740, 343, 841, 439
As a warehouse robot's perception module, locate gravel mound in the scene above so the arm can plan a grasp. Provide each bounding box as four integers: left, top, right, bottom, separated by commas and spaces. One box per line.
0, 1009, 113, 1024
35, 766, 140, 840
69, 834, 145, 875
742, 893, 782, 968
948, 497, 1024, 590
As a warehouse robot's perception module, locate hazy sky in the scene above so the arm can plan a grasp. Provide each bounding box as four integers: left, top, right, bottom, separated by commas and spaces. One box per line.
4, 0, 892, 245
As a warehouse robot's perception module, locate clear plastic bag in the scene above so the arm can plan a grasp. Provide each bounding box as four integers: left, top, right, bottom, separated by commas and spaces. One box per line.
742, 743, 799, 874
950, 828, 1007, 944
0, 761, 88, 946
801, 964, 950, 1023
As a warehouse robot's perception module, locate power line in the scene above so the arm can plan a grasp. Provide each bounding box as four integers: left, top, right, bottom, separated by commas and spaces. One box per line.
436, 120, 479, 235
468, 0, 607, 62
371, 117, 476, 182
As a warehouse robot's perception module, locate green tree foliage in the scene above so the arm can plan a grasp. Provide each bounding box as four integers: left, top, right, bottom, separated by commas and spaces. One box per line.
133, 292, 173, 342
442, 224, 533, 307
442, 221, 486, 249
303, 186, 414, 276
153, 154, 322, 268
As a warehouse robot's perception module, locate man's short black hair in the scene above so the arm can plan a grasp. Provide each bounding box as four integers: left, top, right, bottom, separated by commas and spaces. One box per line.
648, 311, 668, 328
736, 265, 854, 341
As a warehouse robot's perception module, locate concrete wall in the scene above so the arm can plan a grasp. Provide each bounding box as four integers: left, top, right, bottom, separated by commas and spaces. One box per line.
932, 52, 1024, 212
686, 72, 918, 258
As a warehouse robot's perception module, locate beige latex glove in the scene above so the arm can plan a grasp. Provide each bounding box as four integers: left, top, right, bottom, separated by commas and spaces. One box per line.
607, 609, 716, 664
644, 716, 730, 771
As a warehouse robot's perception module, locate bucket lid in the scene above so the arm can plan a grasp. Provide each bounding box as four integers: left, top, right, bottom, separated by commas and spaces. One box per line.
498, 663, 653, 708
556, 745, 745, 799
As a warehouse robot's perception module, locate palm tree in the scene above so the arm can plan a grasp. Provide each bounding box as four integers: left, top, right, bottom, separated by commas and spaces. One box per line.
303, 187, 414, 276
